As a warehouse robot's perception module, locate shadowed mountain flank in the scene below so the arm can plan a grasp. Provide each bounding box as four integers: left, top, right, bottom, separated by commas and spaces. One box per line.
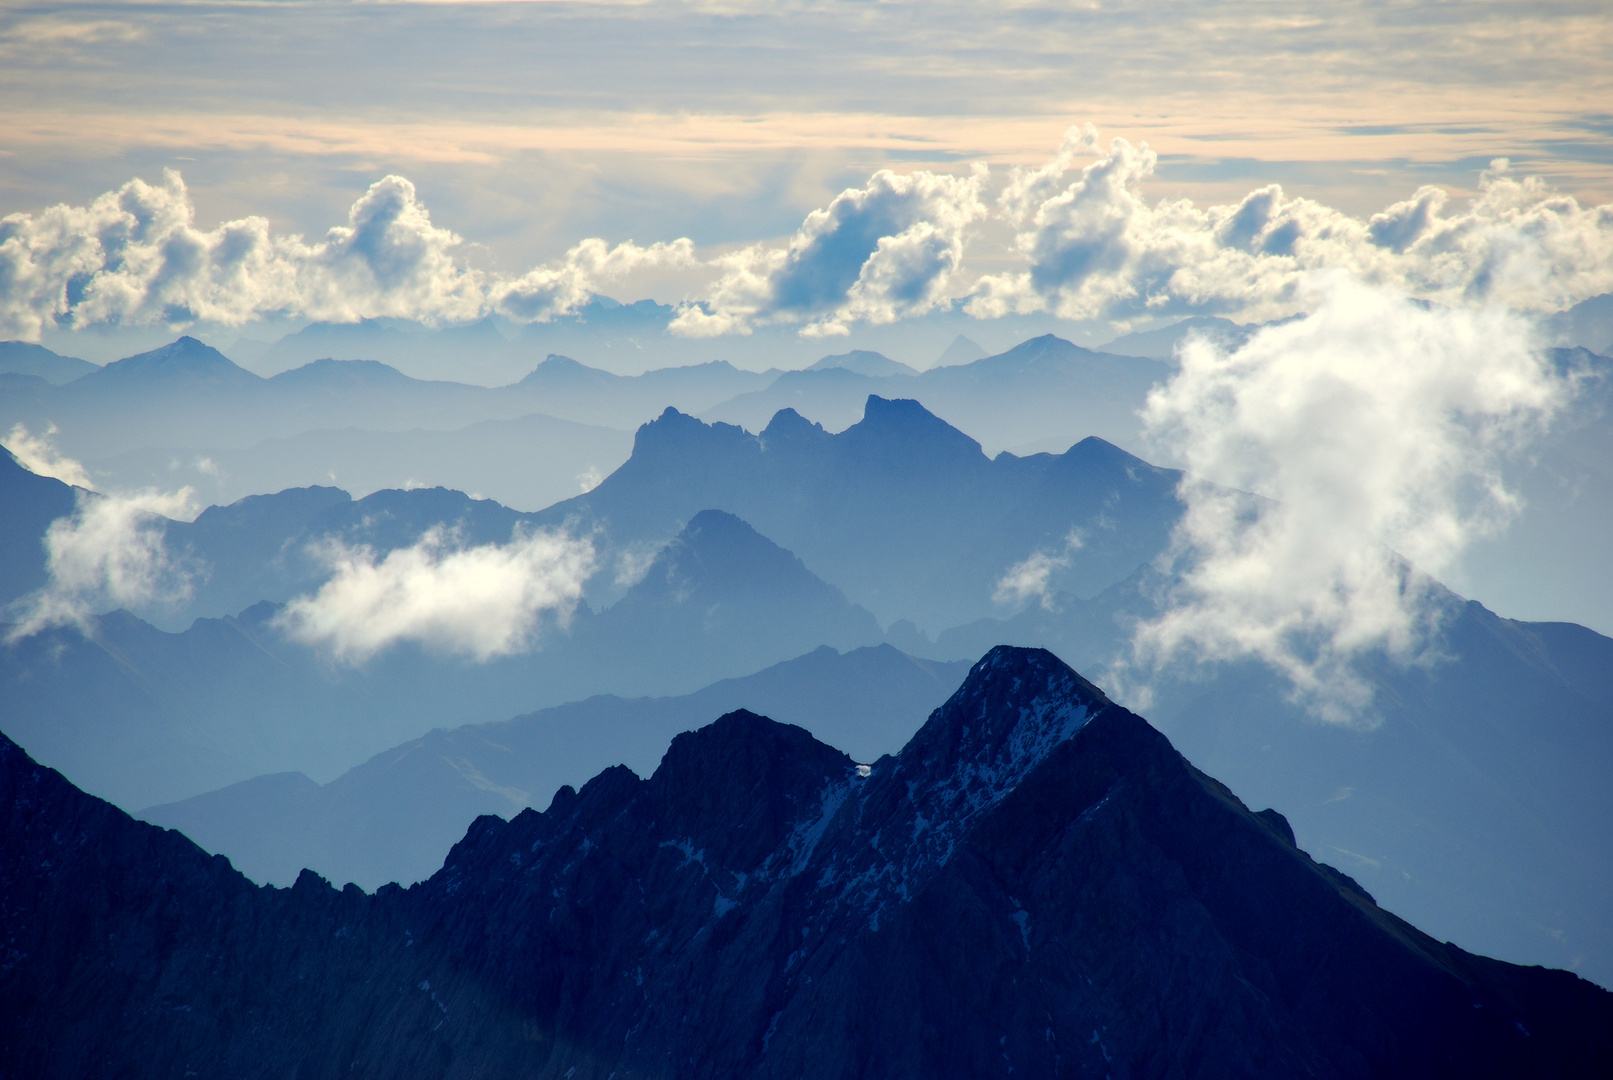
3, 647, 1609, 1078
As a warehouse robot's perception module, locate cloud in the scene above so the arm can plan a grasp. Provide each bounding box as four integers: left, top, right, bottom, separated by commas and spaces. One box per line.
0, 171, 485, 339
1123, 277, 1567, 723
969, 125, 1613, 324
993, 529, 1084, 610
3, 423, 93, 488
7, 132, 1610, 345
2, 18, 144, 48
275, 525, 596, 664
670, 167, 986, 338
0, 169, 694, 340
491, 236, 696, 323
6, 487, 199, 640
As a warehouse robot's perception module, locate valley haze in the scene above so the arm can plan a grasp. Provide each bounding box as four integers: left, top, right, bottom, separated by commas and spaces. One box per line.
3, 1, 1612, 1075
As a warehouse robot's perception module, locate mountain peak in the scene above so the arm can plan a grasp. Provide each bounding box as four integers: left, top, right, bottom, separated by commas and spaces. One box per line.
5, 650, 1612, 1074
628, 406, 755, 462
759, 406, 828, 445
516, 353, 620, 388
268, 356, 412, 389
902, 645, 1110, 779
89, 336, 260, 388
816, 646, 1112, 907
806, 350, 918, 377
934, 333, 987, 367
629, 509, 826, 603
840, 395, 985, 462
647, 709, 856, 869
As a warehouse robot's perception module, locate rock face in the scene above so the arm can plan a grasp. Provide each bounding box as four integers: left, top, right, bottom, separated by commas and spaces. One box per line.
3, 646, 1610, 1078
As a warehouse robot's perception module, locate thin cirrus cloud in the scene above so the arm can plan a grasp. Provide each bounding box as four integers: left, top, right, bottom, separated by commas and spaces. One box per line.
2, 126, 1611, 344
274, 526, 598, 665
1119, 276, 1567, 725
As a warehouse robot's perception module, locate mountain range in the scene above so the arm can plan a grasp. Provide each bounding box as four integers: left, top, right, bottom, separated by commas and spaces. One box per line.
11, 328, 1604, 635
3, 646, 1608, 1077
0, 336, 768, 463
5, 387, 1613, 983
0, 340, 99, 384
701, 333, 1167, 455
140, 643, 972, 890
0, 508, 883, 809
930, 566, 1613, 986
4, 343, 1613, 989
533, 395, 1184, 631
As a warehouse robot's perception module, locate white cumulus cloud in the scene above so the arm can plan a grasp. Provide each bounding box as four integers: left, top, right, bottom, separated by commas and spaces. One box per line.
6, 487, 200, 639
1, 171, 508, 339
491, 236, 697, 324
3, 423, 93, 488
970, 124, 1613, 325
670, 167, 986, 338
1123, 277, 1568, 724
8, 131, 1610, 345
993, 529, 1084, 610
275, 525, 597, 664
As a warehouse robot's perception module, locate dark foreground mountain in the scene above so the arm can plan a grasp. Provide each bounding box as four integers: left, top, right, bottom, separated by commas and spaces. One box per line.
141, 644, 971, 890
3, 647, 1609, 1078
930, 572, 1613, 988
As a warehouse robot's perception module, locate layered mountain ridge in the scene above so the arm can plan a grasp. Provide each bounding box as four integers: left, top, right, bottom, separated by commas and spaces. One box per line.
3, 646, 1609, 1078
139, 643, 973, 889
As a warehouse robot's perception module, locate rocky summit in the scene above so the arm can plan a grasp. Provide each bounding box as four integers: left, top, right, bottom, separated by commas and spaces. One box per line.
2, 646, 1610, 1078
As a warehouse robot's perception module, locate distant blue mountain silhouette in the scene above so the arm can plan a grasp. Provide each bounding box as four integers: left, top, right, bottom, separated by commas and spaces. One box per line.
534, 395, 1184, 630
0, 507, 881, 810
0, 340, 98, 384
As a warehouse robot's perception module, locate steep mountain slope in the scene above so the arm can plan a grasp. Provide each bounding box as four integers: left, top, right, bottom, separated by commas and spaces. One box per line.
3, 647, 1608, 1077
1, 511, 883, 809
0, 445, 78, 606
142, 644, 972, 889
931, 574, 1613, 987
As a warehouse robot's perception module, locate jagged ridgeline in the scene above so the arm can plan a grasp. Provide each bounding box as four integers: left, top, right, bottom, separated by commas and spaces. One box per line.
2, 646, 1610, 1078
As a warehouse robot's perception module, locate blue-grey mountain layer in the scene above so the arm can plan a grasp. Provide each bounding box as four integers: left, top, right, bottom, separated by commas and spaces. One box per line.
1, 647, 1608, 1078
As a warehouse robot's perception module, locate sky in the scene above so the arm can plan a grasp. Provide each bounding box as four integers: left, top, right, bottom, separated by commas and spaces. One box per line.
2, 0, 1611, 367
